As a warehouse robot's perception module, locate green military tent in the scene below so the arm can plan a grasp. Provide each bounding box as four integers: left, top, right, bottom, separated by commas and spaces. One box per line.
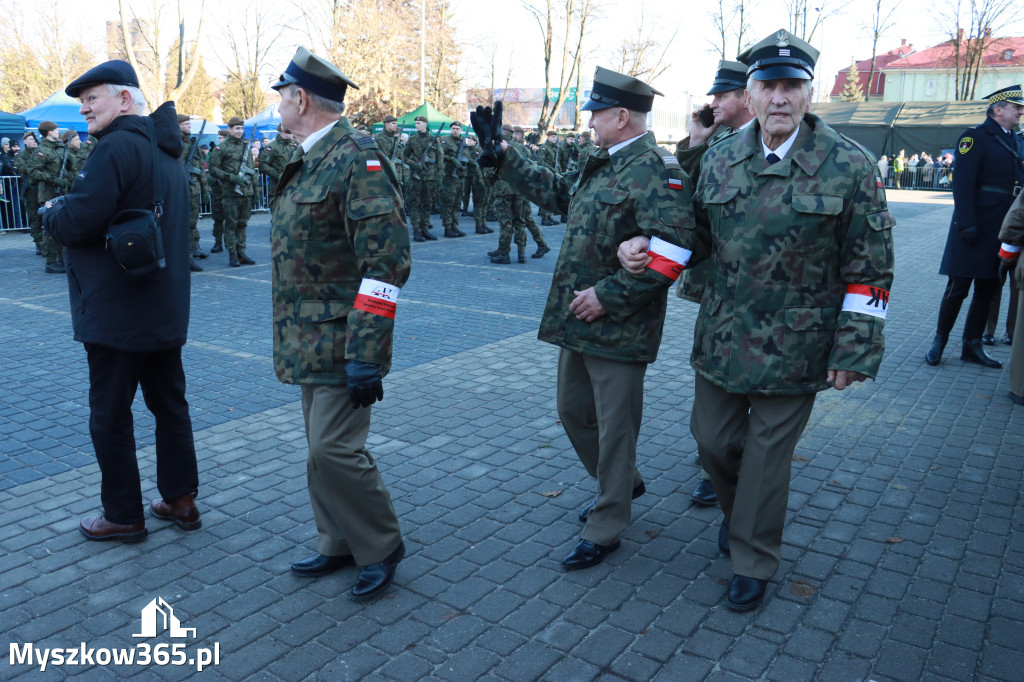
888, 101, 988, 157
811, 101, 904, 158
371, 103, 457, 135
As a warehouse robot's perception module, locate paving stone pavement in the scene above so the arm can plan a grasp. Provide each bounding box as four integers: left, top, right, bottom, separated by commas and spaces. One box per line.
1, 191, 1022, 681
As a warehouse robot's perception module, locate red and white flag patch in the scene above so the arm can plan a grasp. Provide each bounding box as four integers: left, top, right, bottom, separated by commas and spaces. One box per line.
876, 176, 883, 188
999, 242, 1021, 259
646, 236, 691, 281
366, 159, 382, 172
842, 284, 889, 319
667, 178, 684, 191
353, 278, 400, 319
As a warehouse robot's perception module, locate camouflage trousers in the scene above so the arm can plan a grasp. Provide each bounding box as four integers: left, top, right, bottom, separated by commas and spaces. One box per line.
519, 198, 548, 248
494, 194, 527, 253
210, 191, 224, 242
222, 195, 252, 253
189, 186, 201, 252
27, 201, 43, 249
33, 207, 62, 264
467, 172, 489, 229
406, 177, 433, 232
440, 174, 463, 230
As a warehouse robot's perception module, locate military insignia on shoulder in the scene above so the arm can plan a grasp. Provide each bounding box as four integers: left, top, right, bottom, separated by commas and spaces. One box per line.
656, 148, 681, 171
355, 135, 377, 149
959, 137, 973, 155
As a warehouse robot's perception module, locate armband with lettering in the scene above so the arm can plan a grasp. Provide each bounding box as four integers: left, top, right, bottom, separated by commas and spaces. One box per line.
999, 243, 1021, 259
645, 236, 691, 281
353, 279, 400, 319
842, 284, 889, 320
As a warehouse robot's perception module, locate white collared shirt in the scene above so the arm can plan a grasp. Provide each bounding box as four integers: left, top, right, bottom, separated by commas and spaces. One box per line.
608, 132, 647, 156
301, 119, 339, 155
761, 124, 801, 160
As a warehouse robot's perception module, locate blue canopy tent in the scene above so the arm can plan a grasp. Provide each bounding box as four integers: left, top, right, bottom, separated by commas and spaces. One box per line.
18, 91, 88, 133
243, 104, 281, 139
0, 110, 26, 138
186, 119, 220, 151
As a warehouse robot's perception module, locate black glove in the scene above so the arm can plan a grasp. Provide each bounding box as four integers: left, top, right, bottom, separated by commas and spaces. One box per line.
999, 258, 1012, 279
470, 102, 505, 168
959, 224, 977, 246
345, 360, 384, 409
38, 195, 67, 217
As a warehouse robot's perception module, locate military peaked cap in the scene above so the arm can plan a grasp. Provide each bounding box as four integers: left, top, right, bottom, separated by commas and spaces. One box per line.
984, 85, 1024, 106
271, 46, 358, 102
65, 60, 140, 98
708, 59, 749, 95
581, 66, 663, 113
740, 29, 819, 81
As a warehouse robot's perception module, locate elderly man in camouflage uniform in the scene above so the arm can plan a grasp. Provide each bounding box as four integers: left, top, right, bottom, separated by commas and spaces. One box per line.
28, 121, 71, 273
258, 124, 296, 211
271, 47, 410, 601
473, 67, 694, 570
178, 115, 208, 271
621, 29, 895, 611
208, 117, 255, 266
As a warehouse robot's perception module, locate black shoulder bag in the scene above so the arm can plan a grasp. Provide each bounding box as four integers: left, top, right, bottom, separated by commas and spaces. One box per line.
106, 119, 166, 277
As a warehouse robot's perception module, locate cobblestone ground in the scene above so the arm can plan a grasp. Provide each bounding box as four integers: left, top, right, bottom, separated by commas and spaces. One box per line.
1, 191, 1021, 681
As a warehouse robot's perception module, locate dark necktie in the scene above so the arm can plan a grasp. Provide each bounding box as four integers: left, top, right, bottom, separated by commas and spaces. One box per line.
766, 152, 781, 164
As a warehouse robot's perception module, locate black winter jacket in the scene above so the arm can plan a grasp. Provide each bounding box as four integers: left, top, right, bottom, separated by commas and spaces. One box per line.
43, 101, 192, 351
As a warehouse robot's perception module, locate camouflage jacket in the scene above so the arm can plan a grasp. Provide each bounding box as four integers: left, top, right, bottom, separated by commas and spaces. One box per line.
576, 141, 595, 172
537, 141, 559, 171
28, 138, 72, 202
206, 145, 221, 194
403, 131, 439, 180
440, 133, 470, 179
999, 190, 1024, 290
17, 148, 40, 204
259, 136, 294, 187
208, 135, 254, 196
179, 131, 208, 193
271, 117, 411, 385
556, 140, 577, 173
499, 133, 695, 363
689, 114, 895, 395
374, 131, 406, 167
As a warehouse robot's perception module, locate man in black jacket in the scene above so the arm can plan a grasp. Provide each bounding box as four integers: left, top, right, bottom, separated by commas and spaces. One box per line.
42, 60, 201, 542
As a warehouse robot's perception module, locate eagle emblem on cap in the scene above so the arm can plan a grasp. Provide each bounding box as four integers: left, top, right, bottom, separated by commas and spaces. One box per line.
775, 30, 789, 48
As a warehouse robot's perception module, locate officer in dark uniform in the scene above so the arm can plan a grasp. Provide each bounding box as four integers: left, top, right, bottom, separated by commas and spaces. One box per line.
926, 85, 1024, 368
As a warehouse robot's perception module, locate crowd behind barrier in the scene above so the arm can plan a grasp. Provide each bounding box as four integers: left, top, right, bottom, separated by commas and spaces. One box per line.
879, 164, 954, 191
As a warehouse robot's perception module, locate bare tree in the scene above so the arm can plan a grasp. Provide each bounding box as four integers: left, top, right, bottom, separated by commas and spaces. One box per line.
216, 1, 284, 119
784, 0, 842, 43
525, 0, 591, 131
936, 0, 1024, 100
864, 0, 901, 101
117, 0, 207, 107
707, 0, 756, 59
613, 7, 676, 83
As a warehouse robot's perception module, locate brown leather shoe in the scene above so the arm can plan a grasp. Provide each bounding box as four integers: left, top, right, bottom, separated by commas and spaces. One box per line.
150, 492, 201, 530
79, 514, 148, 542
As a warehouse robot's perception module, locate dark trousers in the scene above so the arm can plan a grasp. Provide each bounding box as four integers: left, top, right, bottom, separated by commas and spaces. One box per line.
935, 276, 1000, 341
986, 269, 1020, 337
85, 343, 198, 525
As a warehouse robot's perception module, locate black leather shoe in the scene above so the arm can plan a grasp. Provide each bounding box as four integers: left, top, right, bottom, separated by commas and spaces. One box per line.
351, 542, 405, 600
1010, 391, 1024, 405
718, 516, 731, 555
925, 334, 946, 366
532, 245, 551, 259
1001, 333, 1013, 345
691, 479, 718, 506
578, 482, 646, 523
291, 553, 354, 577
961, 339, 1002, 368
981, 333, 995, 345
209, 242, 224, 253
561, 539, 620, 570
726, 575, 767, 611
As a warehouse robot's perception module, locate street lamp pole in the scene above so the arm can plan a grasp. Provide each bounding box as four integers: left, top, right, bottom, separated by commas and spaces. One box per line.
420, 0, 426, 104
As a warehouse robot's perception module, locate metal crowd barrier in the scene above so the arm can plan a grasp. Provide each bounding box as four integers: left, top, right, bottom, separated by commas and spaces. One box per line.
1, 175, 28, 232
198, 172, 272, 217
878, 166, 953, 192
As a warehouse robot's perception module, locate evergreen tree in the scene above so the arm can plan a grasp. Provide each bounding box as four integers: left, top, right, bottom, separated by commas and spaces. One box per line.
841, 60, 865, 102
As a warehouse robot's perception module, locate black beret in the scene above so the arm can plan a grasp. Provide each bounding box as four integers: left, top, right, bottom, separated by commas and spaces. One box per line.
65, 60, 140, 98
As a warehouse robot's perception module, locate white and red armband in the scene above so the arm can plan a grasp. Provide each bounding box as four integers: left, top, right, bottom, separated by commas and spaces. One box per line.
353, 278, 400, 319
999, 243, 1021, 259
842, 284, 889, 320
646, 236, 692, 281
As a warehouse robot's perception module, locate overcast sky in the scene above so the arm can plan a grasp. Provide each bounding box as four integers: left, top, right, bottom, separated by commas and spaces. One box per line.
67, 0, 1024, 107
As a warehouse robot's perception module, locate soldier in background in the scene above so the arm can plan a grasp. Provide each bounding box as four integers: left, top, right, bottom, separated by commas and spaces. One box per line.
619, 29, 894, 611
373, 115, 407, 196
403, 115, 439, 241
178, 115, 208, 271
507, 126, 551, 259
207, 129, 229, 253
555, 130, 575, 223
208, 117, 255, 267
259, 124, 296, 211
576, 130, 595, 169
438, 121, 471, 238
18, 132, 43, 255
28, 121, 69, 273
463, 135, 493, 234
271, 47, 409, 600
536, 130, 559, 226
487, 123, 529, 264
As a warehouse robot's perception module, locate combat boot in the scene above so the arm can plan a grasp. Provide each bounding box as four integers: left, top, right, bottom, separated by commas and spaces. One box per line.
444, 227, 464, 238
413, 229, 426, 242
194, 248, 209, 259
45, 261, 66, 274
237, 251, 255, 265
924, 334, 946, 366
486, 213, 498, 222
487, 248, 503, 257
190, 258, 203, 272
560, 214, 568, 223
210, 237, 224, 253
490, 252, 511, 264
532, 245, 551, 259
422, 229, 438, 241
476, 226, 494, 234
229, 252, 240, 267
961, 339, 1002, 368
518, 249, 527, 264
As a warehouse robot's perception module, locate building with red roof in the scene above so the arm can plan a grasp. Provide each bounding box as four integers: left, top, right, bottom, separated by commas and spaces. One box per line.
829, 40, 914, 102
881, 34, 1024, 101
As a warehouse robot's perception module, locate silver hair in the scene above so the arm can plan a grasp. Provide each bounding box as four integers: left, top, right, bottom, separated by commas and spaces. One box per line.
287, 84, 345, 115
746, 77, 814, 97
104, 83, 148, 114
